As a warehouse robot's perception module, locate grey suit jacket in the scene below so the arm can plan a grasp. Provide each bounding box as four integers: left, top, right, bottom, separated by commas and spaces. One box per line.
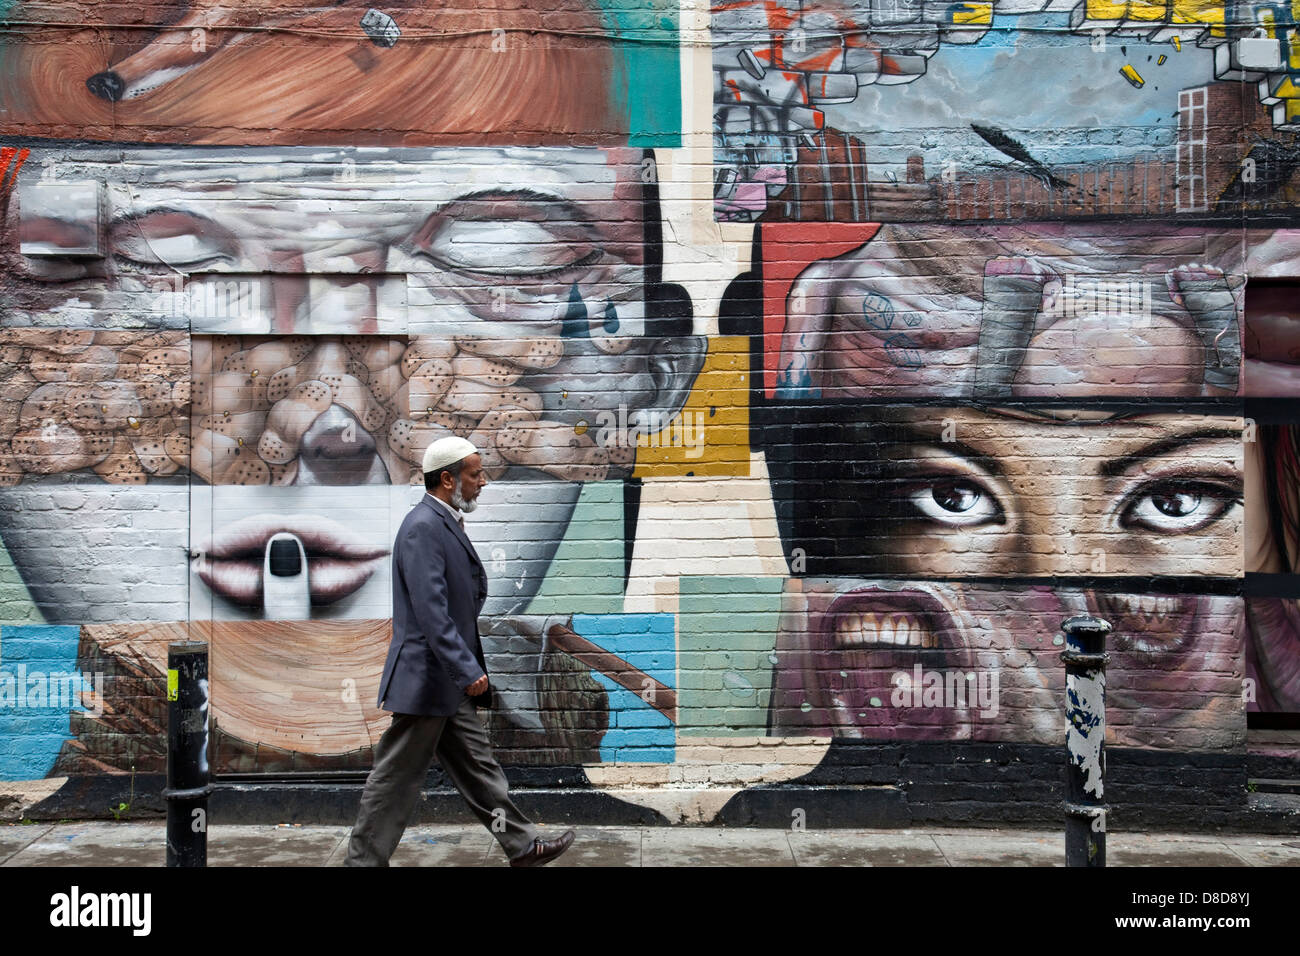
377, 495, 491, 716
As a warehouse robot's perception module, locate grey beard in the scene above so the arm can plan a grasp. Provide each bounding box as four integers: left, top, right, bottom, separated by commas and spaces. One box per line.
452, 487, 478, 513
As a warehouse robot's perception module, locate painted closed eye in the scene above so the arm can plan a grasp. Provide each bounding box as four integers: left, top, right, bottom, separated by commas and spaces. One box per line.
1119, 479, 1241, 533
110, 211, 235, 271
419, 219, 602, 277
906, 477, 1004, 527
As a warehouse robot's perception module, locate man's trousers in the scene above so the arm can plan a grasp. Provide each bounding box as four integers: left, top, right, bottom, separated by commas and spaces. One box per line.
345, 695, 538, 865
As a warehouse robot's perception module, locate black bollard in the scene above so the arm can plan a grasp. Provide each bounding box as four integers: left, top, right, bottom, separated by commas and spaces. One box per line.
1062, 615, 1110, 867
165, 642, 211, 867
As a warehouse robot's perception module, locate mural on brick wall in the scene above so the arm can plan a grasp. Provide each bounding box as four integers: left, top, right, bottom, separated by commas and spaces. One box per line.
735, 214, 1300, 738
0, 0, 1296, 815
0, 144, 711, 774
749, 398, 1248, 742
761, 406, 1245, 578
0, 0, 682, 147
761, 223, 1284, 400
1245, 280, 1300, 392
1241, 274, 1300, 720
713, 1, 1300, 221
767, 580, 1243, 748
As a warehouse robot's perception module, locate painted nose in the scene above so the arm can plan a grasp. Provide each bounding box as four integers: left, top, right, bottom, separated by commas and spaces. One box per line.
269, 270, 383, 335
293, 404, 389, 484
1015, 504, 1097, 576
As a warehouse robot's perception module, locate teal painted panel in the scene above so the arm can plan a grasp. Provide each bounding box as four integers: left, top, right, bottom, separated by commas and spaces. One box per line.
598, 0, 682, 147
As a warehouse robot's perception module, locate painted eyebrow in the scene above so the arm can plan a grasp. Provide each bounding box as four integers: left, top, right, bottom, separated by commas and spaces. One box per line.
1099, 428, 1243, 478
109, 206, 216, 229
886, 427, 1007, 481
431, 188, 589, 222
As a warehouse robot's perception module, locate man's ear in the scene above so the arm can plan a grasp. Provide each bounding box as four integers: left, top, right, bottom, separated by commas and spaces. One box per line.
635, 282, 706, 425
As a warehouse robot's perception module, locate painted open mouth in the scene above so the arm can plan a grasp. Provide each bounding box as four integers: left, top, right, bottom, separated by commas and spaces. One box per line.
193, 513, 389, 608
1086, 590, 1199, 654
801, 585, 971, 738
821, 587, 959, 654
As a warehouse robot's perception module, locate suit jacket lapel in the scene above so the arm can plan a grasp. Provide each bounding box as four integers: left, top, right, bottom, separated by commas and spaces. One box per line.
423, 497, 483, 571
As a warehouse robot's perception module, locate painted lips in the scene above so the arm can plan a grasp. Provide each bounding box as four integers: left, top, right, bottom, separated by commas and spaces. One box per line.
192, 513, 389, 607
785, 584, 1221, 742
808, 586, 970, 739
822, 587, 961, 655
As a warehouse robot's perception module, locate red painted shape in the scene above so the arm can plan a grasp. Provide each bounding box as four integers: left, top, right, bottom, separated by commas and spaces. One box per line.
761, 222, 882, 396
0, 147, 31, 194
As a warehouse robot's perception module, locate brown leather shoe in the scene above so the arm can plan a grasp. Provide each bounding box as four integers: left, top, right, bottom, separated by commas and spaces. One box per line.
509, 830, 575, 867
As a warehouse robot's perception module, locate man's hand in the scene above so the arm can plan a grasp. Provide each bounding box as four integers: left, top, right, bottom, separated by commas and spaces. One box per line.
466, 674, 489, 697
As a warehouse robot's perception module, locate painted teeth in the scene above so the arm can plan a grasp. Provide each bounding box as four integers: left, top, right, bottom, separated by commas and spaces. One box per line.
1115, 594, 1177, 617
835, 612, 935, 648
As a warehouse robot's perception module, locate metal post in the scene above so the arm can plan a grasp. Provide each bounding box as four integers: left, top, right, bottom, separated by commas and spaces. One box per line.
165, 642, 210, 867
1062, 615, 1110, 867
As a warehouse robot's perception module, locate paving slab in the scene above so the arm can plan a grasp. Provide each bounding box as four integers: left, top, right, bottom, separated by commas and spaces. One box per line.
1104, 832, 1256, 866
642, 827, 795, 867
0, 824, 53, 865
1214, 832, 1300, 846
1106, 842, 1247, 867
2, 822, 164, 867
209, 825, 349, 867
1220, 841, 1300, 866
324, 831, 351, 866
930, 829, 1064, 866
788, 829, 947, 866
388, 825, 495, 867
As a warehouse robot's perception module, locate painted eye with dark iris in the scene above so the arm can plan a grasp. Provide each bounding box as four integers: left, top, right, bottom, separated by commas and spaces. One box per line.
906, 477, 1004, 527
1152, 488, 1200, 516
1120, 479, 1241, 533
933, 480, 979, 512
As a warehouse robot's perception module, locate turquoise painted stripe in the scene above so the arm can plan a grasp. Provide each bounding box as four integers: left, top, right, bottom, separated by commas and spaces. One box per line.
596, 0, 682, 147
0, 0, 19, 77
0, 624, 83, 781
572, 612, 675, 762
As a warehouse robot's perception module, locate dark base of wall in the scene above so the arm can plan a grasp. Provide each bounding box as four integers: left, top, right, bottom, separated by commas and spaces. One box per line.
19, 743, 1300, 833
1247, 752, 1300, 780
727, 740, 1258, 831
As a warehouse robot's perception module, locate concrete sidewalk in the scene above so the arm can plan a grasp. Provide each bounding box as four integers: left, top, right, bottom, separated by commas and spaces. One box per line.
3, 821, 1299, 866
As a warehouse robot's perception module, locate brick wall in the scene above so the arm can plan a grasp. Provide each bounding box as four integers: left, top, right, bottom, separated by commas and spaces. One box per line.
0, 0, 1297, 822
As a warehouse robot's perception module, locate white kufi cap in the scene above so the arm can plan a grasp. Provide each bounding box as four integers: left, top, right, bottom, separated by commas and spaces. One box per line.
422, 436, 478, 474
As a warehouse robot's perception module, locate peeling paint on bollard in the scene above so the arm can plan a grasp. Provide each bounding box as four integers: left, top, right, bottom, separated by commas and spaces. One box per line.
1062, 615, 1110, 868
1067, 668, 1105, 799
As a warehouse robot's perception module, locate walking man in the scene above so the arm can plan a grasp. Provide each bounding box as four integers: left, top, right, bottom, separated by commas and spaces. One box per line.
346, 436, 575, 867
